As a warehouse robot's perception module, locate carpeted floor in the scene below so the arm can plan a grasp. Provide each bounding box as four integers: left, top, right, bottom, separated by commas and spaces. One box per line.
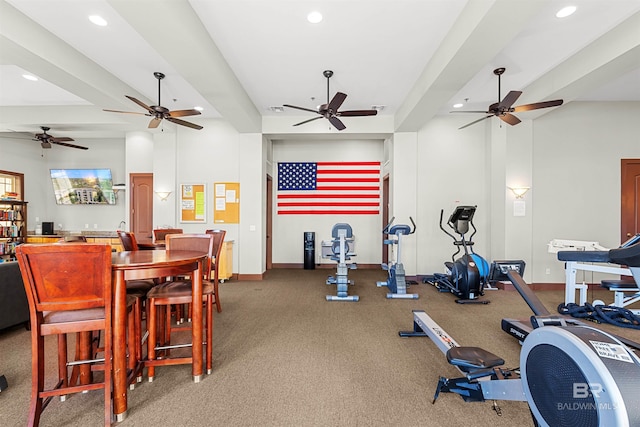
1, 268, 638, 426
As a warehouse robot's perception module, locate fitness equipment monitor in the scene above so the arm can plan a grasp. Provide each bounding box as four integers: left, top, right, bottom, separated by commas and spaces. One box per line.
488, 260, 526, 283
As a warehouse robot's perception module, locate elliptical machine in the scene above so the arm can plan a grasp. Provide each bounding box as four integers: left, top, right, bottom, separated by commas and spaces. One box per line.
426, 205, 489, 304
377, 217, 418, 299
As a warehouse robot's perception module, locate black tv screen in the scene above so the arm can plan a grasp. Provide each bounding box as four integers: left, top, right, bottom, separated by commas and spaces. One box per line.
50, 169, 116, 205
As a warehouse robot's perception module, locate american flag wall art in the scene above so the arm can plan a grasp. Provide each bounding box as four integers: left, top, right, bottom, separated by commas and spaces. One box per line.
277, 161, 381, 215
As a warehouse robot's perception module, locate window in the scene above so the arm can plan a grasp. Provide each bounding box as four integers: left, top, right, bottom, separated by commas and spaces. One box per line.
0, 170, 24, 200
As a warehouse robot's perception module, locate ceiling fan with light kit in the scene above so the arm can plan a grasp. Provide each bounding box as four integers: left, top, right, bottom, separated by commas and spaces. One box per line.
452, 67, 564, 130
0, 126, 88, 150
104, 72, 203, 130
283, 70, 378, 131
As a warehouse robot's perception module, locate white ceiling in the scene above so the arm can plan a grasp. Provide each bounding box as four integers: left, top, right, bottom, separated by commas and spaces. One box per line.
0, 0, 639, 142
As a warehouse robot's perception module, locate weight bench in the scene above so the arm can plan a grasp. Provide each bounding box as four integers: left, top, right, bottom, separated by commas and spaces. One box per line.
557, 235, 640, 315
600, 280, 640, 314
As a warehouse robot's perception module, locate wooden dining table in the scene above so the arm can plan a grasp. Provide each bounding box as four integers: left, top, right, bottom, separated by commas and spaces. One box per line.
111, 249, 206, 422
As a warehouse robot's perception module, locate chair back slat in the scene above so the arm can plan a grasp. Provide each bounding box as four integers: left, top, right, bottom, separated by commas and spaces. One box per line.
118, 230, 139, 251
205, 229, 227, 280
165, 234, 214, 280
16, 243, 112, 313
153, 228, 183, 243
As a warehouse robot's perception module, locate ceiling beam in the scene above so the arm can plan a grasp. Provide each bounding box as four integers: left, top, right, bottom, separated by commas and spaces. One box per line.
108, 0, 262, 133
521, 10, 640, 110
395, 0, 547, 132
0, 1, 149, 111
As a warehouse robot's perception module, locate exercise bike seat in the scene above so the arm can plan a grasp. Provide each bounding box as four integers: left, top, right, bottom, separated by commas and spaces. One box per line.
446, 346, 504, 373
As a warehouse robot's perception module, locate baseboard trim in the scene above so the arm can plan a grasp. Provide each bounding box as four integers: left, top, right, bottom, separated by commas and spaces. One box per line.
271, 263, 379, 270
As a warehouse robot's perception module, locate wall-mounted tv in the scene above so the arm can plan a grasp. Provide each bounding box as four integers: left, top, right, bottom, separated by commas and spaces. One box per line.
50, 169, 116, 205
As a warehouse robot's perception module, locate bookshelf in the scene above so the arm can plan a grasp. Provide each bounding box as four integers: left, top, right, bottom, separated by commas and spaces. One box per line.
0, 200, 27, 261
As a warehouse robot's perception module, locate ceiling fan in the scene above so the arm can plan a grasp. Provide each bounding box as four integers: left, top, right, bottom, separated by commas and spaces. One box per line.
283, 70, 378, 131
0, 126, 88, 150
103, 72, 203, 130
452, 67, 564, 130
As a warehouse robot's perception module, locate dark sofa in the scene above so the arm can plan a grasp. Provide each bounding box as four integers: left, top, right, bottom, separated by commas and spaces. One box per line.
0, 261, 29, 331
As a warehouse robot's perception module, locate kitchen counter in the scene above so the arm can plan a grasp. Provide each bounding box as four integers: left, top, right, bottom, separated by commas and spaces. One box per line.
25, 233, 123, 251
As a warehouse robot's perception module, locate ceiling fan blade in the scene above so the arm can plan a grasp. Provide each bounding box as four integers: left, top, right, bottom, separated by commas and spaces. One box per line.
497, 91, 522, 109
51, 140, 89, 150
499, 113, 521, 126
168, 109, 202, 118
166, 117, 203, 130
459, 115, 493, 130
0, 132, 34, 140
328, 116, 346, 131
103, 109, 149, 116
513, 99, 564, 112
338, 109, 378, 117
126, 95, 153, 112
292, 116, 323, 127
149, 117, 162, 128
49, 137, 74, 142
283, 104, 320, 114
449, 110, 491, 114
327, 92, 347, 112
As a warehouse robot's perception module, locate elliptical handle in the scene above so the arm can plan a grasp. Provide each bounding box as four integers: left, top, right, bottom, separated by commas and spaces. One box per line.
439, 209, 457, 242
382, 216, 395, 234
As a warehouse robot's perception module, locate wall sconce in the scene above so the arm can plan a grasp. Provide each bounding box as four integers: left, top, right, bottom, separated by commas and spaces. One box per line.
508, 186, 530, 199
155, 191, 172, 201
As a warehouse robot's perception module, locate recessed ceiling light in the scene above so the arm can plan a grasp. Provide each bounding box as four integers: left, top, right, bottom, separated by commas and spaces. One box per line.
453, 103, 464, 109
194, 106, 204, 111
556, 6, 576, 18
307, 11, 323, 24
269, 106, 284, 113
371, 105, 385, 112
22, 74, 38, 81
89, 15, 108, 26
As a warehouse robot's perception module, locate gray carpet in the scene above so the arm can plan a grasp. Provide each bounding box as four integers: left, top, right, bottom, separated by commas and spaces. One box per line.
1, 269, 638, 426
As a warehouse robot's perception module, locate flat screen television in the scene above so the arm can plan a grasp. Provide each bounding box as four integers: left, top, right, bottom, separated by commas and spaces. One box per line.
50, 169, 116, 205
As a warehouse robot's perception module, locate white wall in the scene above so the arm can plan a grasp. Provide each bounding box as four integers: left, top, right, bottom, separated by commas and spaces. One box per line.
411, 102, 640, 284
531, 101, 640, 282
271, 139, 384, 266
415, 116, 490, 277
3, 101, 639, 281
1, 136, 126, 233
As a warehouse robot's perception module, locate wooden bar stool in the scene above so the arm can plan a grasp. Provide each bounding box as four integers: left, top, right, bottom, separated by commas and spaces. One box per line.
145, 234, 214, 381
117, 230, 157, 377
205, 229, 226, 313
16, 243, 115, 427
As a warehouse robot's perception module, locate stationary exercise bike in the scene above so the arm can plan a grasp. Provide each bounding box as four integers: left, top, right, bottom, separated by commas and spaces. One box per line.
401, 267, 640, 427
377, 217, 418, 299
425, 205, 489, 304
324, 223, 359, 302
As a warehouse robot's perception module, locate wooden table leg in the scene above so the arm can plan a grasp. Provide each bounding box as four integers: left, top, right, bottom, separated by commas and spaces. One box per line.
112, 271, 128, 421
191, 263, 203, 382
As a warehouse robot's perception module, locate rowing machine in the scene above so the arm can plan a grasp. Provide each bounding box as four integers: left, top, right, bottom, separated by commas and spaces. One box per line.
401, 270, 640, 426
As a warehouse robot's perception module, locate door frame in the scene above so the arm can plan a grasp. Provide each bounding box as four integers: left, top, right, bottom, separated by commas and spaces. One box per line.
621, 159, 640, 243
